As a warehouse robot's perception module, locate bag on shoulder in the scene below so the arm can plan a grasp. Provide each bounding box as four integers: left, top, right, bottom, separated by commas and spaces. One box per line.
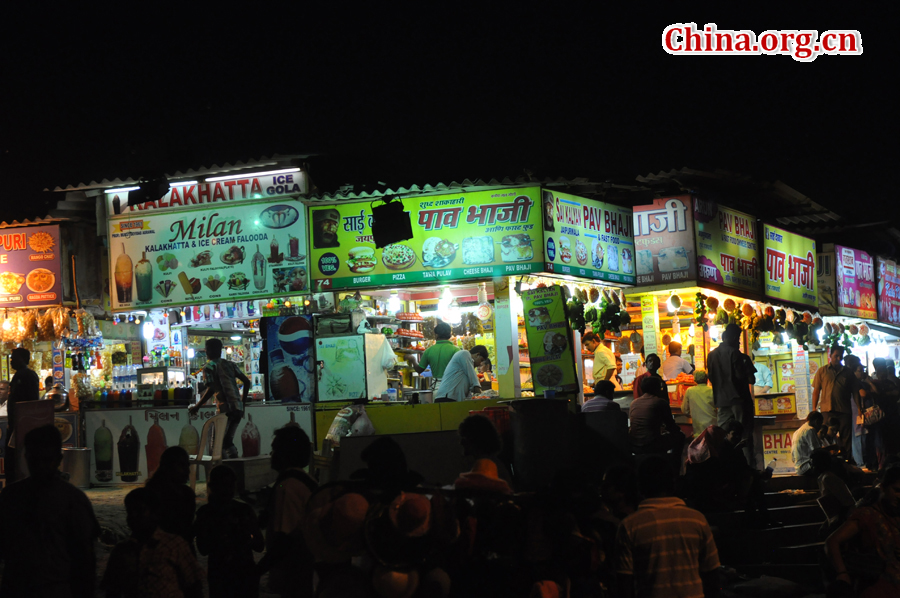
863, 404, 884, 427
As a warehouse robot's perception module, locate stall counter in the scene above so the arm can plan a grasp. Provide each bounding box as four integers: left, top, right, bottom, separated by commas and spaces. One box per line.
84, 402, 314, 485
313, 398, 511, 449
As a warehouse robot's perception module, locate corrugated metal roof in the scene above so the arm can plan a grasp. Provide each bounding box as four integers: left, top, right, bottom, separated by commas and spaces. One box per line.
0, 216, 72, 229
635, 167, 843, 225
45, 154, 315, 192
307, 176, 645, 202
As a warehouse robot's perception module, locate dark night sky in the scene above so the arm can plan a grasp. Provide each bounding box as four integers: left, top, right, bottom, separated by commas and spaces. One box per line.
1, 5, 892, 220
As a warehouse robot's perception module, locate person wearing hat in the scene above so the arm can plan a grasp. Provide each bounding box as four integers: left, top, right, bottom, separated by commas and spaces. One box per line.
454, 459, 512, 495
707, 323, 757, 467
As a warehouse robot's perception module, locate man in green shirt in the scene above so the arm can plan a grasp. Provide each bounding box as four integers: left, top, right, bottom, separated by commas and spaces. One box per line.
407, 321, 459, 393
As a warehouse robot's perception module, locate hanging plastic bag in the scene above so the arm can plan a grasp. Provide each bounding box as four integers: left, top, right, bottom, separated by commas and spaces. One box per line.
324, 406, 360, 446
348, 406, 376, 437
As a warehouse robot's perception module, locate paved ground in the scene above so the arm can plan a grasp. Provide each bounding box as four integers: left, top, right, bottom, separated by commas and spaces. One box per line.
89, 483, 278, 598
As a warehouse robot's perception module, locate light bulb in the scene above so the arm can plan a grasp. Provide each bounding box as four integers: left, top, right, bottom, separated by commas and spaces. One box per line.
388, 292, 401, 313
180, 310, 186, 317
142, 321, 154, 340
214, 311, 221, 319
285, 301, 291, 308
188, 348, 195, 359
226, 347, 233, 354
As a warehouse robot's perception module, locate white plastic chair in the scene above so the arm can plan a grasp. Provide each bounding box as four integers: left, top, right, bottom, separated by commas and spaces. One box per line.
188, 413, 228, 491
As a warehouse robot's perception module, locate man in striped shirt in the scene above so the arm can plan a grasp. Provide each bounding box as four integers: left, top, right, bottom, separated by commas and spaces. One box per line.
615, 456, 721, 597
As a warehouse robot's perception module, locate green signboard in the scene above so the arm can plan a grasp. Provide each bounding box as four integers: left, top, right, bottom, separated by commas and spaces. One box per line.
540, 190, 635, 284
522, 285, 579, 396
695, 200, 762, 293
763, 224, 817, 307
309, 188, 543, 290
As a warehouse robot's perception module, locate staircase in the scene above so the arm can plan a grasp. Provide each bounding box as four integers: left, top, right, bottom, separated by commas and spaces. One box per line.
705, 473, 876, 592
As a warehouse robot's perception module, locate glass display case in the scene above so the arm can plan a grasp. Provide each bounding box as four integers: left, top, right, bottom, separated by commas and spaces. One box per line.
137, 367, 185, 386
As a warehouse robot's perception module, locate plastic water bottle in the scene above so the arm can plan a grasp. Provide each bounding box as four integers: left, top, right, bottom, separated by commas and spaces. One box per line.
129, 365, 137, 387
112, 365, 120, 387
765, 458, 777, 474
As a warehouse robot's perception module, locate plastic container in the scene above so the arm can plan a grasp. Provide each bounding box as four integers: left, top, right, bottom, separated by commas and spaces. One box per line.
61, 448, 92, 489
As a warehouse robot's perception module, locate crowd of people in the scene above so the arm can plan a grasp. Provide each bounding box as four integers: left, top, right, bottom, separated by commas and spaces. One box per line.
3, 325, 900, 596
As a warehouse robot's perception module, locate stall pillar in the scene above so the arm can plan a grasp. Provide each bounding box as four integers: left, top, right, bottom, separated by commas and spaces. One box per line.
494, 278, 521, 398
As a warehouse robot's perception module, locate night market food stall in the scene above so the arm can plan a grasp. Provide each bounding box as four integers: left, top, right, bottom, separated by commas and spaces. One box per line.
306, 185, 636, 447
86, 171, 318, 484
618, 196, 835, 472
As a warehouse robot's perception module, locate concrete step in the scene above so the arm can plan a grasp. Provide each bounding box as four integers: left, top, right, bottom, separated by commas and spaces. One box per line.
706, 503, 825, 528
765, 472, 877, 492
732, 564, 825, 592
771, 542, 825, 565
764, 490, 819, 508
716, 522, 822, 563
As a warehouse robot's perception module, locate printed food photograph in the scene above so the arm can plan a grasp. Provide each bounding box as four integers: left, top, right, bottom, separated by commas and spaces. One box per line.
260, 204, 299, 229
558, 237, 572, 263
156, 253, 179, 271
189, 250, 212, 267
0, 271, 26, 294
575, 239, 588, 265
382, 243, 417, 270
227, 272, 250, 290
422, 237, 458, 268
536, 364, 563, 387
221, 245, 246, 265
527, 307, 551, 326
26, 268, 55, 293
591, 239, 605, 270
499, 234, 533, 262
312, 209, 341, 248
462, 236, 494, 265
606, 244, 619, 271
28, 231, 55, 253
346, 247, 377, 273
621, 248, 634, 274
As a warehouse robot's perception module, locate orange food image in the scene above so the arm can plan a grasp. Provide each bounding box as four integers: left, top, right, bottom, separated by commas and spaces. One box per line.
28, 231, 55, 253
26, 268, 55, 293
0, 272, 25, 294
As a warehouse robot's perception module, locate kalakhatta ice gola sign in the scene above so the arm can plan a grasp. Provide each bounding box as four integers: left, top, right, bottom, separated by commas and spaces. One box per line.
108, 199, 308, 311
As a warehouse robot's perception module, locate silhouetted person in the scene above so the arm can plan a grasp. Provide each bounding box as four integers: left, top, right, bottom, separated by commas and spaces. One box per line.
616, 456, 721, 598
257, 426, 318, 598
0, 424, 99, 598
629, 376, 685, 459
5, 347, 40, 482
194, 465, 265, 598
708, 323, 757, 467
458, 414, 514, 489
102, 487, 204, 598
632, 353, 664, 400
145, 445, 196, 548
350, 436, 424, 499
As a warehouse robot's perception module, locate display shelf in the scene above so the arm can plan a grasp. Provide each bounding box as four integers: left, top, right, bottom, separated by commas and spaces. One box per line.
393, 348, 425, 354
366, 315, 399, 322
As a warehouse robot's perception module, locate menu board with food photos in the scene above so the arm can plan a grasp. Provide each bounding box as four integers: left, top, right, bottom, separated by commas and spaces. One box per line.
107, 200, 308, 311
0, 224, 63, 307
694, 200, 762, 294
521, 285, 579, 396
540, 190, 635, 284
876, 256, 900, 326
632, 196, 697, 286
309, 188, 544, 290
818, 245, 876, 320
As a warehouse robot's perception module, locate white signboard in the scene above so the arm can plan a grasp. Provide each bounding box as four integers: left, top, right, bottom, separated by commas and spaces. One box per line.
108, 199, 308, 312
84, 404, 313, 485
